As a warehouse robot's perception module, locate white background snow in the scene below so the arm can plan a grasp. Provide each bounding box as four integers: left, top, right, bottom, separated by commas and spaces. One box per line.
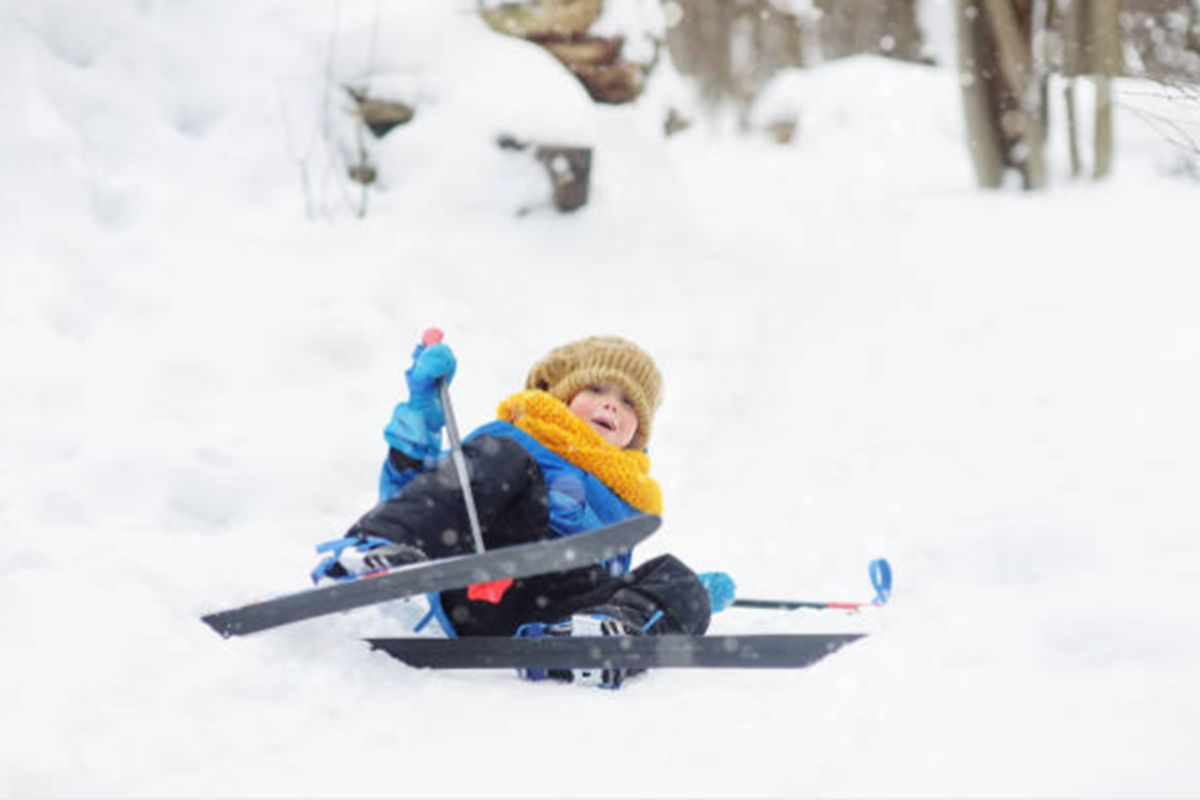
2, 0, 1199, 797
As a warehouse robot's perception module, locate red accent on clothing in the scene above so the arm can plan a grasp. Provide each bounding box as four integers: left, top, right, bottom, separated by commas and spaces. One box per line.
467, 577, 514, 604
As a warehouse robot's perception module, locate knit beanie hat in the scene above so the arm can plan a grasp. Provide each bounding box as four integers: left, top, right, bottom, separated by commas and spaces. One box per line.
525, 336, 662, 451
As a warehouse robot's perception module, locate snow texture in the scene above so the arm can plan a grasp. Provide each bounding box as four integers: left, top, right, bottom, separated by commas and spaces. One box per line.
2, 1, 1199, 797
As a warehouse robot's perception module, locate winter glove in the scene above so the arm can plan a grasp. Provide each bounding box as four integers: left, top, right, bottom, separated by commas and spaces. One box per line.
383, 340, 458, 461
698, 571, 737, 613
405, 340, 457, 398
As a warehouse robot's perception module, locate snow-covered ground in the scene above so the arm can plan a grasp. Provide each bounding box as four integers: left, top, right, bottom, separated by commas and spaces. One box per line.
3, 0, 1199, 797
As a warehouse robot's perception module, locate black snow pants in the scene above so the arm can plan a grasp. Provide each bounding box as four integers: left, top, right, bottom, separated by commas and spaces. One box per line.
347, 435, 712, 638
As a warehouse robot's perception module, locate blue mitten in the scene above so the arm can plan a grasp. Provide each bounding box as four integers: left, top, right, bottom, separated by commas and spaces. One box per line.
699, 571, 737, 613
384, 341, 457, 461
405, 341, 457, 398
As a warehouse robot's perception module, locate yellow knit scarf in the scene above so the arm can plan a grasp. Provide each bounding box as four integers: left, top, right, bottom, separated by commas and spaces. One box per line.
496, 390, 663, 515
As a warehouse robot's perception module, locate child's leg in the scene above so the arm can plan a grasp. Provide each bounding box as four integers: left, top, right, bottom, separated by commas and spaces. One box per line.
582, 554, 712, 636
348, 434, 549, 559
442, 554, 712, 638
511, 554, 711, 636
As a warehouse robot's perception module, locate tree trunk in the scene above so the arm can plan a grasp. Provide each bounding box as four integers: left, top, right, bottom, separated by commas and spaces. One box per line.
956, 0, 1045, 189
1064, 80, 1083, 177
1090, 0, 1122, 179
1062, 0, 1086, 176
1062, 0, 1121, 179
980, 0, 1045, 188
814, 0, 924, 62
664, 0, 815, 113
665, 0, 739, 107
1093, 75, 1114, 178
883, 0, 926, 61
957, 0, 1005, 187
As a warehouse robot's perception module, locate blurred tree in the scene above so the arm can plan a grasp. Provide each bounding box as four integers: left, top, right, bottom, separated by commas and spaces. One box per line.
955, 0, 1124, 190
1118, 0, 1200, 173
666, 0, 812, 112
955, 0, 1046, 189
663, 0, 925, 117
1061, 0, 1122, 179
816, 0, 926, 62
1120, 0, 1200, 82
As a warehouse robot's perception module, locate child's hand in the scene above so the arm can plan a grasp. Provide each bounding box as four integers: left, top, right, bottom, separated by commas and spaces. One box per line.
384, 338, 458, 461
406, 342, 457, 398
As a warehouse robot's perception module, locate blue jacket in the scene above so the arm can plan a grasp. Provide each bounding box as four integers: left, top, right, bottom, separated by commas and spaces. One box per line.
356, 418, 713, 639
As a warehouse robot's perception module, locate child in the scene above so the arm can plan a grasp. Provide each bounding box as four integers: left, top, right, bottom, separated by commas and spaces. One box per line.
318, 335, 723, 686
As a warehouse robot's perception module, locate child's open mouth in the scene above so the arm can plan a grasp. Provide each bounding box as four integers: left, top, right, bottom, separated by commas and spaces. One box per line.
591, 417, 616, 433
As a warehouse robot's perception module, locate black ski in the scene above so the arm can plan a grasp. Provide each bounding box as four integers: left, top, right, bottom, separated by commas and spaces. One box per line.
366, 633, 865, 670
202, 514, 660, 639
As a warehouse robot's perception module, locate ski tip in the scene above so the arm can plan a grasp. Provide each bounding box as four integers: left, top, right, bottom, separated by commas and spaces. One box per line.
201, 613, 236, 639
422, 328, 444, 346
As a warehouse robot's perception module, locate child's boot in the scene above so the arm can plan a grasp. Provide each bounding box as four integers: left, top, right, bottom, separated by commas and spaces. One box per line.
310, 535, 428, 584
514, 604, 648, 690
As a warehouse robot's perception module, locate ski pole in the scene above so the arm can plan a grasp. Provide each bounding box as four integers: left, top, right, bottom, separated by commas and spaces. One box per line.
731, 558, 893, 611
422, 329, 513, 605
422, 328, 485, 555
732, 599, 877, 611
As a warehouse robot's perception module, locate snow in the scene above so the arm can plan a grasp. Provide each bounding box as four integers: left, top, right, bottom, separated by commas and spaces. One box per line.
3, 1, 1200, 797
591, 0, 665, 64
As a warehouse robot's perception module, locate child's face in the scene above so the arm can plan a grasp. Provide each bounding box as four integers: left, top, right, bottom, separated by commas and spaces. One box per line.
568, 383, 639, 449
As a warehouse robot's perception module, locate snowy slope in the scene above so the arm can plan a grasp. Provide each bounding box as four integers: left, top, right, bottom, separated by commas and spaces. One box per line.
3, 1, 1200, 797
